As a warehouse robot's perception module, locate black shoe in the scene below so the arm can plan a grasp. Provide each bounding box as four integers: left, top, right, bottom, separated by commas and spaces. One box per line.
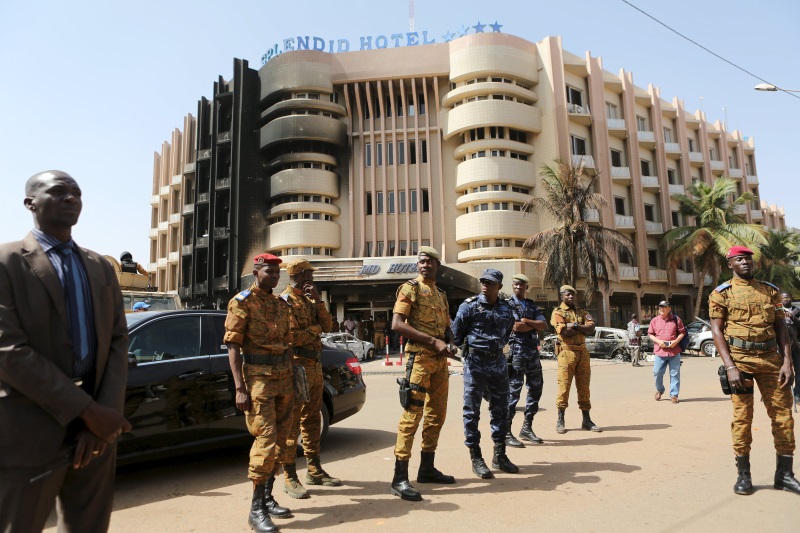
491, 443, 519, 474
581, 410, 602, 432
505, 432, 525, 448
556, 409, 566, 434
264, 476, 292, 518
734, 455, 753, 495
774, 455, 800, 495
417, 451, 455, 484
519, 415, 543, 444
469, 446, 494, 479
390, 459, 422, 501
248, 484, 279, 532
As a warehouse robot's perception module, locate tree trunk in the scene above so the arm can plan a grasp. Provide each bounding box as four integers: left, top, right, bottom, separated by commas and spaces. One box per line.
694, 267, 706, 320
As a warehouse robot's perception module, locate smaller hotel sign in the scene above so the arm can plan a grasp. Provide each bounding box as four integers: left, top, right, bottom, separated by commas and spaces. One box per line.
261, 21, 504, 64
357, 258, 420, 279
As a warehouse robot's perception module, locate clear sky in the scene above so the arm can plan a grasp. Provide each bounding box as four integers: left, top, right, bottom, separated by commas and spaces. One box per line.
2, 0, 798, 265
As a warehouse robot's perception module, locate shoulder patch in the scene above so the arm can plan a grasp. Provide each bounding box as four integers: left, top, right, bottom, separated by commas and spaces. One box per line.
279, 293, 291, 303
714, 281, 732, 293
759, 280, 780, 291
585, 313, 593, 322
406, 279, 419, 286
465, 295, 478, 303
234, 289, 252, 301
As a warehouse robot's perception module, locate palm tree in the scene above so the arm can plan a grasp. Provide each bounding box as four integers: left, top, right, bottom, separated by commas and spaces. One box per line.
520, 159, 634, 304
756, 229, 800, 293
663, 177, 767, 319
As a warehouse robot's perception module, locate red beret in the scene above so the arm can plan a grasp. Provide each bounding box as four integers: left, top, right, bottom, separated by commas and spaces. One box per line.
726, 246, 754, 259
254, 253, 282, 266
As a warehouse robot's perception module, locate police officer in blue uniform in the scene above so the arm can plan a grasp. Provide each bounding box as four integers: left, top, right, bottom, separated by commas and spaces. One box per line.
505, 274, 548, 447
452, 269, 517, 479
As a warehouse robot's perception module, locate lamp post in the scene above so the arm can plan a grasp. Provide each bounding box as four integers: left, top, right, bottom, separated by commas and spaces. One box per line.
754, 83, 800, 93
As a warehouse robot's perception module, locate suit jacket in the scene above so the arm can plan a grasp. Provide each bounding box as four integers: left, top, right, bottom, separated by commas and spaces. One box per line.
0, 232, 128, 468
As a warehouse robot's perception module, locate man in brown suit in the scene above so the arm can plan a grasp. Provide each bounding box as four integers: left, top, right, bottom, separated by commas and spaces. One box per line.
0, 171, 131, 532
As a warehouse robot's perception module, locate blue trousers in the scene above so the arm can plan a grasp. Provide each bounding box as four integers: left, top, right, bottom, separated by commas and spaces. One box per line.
653, 354, 681, 398
507, 345, 543, 421
463, 353, 509, 447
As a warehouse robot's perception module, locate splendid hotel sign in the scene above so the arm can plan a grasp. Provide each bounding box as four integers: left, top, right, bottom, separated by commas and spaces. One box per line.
261, 21, 504, 64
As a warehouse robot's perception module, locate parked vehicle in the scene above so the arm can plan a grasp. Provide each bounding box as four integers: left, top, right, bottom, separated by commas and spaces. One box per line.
540, 327, 631, 361
688, 329, 716, 356
119, 310, 366, 464
321, 332, 375, 361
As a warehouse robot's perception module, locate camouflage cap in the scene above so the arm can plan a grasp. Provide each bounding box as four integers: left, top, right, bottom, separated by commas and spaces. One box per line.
418, 246, 441, 260
286, 258, 316, 276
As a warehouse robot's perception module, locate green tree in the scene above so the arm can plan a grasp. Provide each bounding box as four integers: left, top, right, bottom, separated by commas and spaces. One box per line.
520, 159, 634, 304
756, 229, 800, 294
663, 177, 766, 319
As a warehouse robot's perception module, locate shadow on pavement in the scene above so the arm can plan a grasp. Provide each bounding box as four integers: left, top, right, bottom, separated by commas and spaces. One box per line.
674, 397, 729, 403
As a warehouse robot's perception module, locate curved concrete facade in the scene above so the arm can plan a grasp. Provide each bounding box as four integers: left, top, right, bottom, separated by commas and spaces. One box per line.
455, 190, 531, 210
455, 211, 530, 243
270, 168, 339, 198
455, 157, 536, 191
269, 219, 341, 250
458, 246, 521, 262
444, 100, 541, 141
259, 114, 347, 150
448, 33, 539, 85
259, 51, 334, 102
442, 82, 538, 107
268, 201, 340, 219
262, 98, 346, 122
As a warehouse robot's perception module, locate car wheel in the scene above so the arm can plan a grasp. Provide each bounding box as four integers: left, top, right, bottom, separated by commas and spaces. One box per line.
612, 349, 626, 362
366, 348, 374, 360
296, 405, 332, 457
700, 340, 716, 357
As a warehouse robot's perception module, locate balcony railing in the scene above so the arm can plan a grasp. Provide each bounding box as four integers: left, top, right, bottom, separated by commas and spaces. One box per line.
615, 214, 634, 229
641, 175, 659, 189
215, 177, 231, 189
169, 213, 180, 225
649, 268, 668, 281
571, 155, 595, 169
213, 275, 229, 291
607, 118, 626, 130
710, 160, 725, 171
637, 130, 655, 143
195, 236, 209, 248
213, 227, 230, 239
688, 151, 704, 163
733, 204, 747, 215
171, 174, 182, 189
194, 281, 208, 294
197, 192, 209, 204
182, 203, 194, 215
746, 174, 758, 186
168, 251, 179, 263
181, 244, 193, 255
668, 184, 685, 196
611, 166, 630, 181
728, 168, 743, 178
584, 208, 599, 222
676, 269, 694, 284
178, 286, 192, 299
751, 210, 763, 220
664, 142, 681, 154
620, 265, 639, 280
645, 221, 663, 234
150, 194, 159, 205
567, 103, 590, 115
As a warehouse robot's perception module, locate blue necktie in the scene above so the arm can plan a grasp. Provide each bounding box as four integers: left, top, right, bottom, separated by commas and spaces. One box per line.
55, 243, 94, 377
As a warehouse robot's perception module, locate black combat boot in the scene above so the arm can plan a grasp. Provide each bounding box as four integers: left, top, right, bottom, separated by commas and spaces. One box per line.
505, 420, 525, 448
581, 410, 602, 432
556, 409, 566, 434
519, 415, 543, 444
491, 442, 519, 473
390, 459, 422, 501
248, 483, 279, 533
774, 455, 800, 495
264, 475, 292, 518
417, 451, 455, 484
469, 446, 494, 479
733, 455, 753, 495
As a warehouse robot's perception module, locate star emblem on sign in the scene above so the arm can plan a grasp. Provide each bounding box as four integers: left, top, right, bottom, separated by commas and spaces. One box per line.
490, 21, 503, 32
442, 30, 456, 42
473, 21, 486, 33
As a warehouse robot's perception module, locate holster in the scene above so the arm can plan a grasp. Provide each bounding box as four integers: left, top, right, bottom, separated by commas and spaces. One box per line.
293, 365, 311, 402
397, 353, 425, 409
718, 365, 754, 395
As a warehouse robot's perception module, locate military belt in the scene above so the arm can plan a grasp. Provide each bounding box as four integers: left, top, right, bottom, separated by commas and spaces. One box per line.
294, 346, 322, 360
243, 353, 288, 365
728, 337, 776, 351
468, 347, 504, 359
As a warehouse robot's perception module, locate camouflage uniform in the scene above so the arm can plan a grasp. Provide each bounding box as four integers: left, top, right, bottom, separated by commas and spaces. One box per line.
709, 278, 795, 457
281, 285, 332, 459
374, 317, 387, 350
224, 282, 295, 483
551, 303, 595, 411
393, 276, 451, 460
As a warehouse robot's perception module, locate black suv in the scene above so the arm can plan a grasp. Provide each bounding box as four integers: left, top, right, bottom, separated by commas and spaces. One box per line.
119, 310, 366, 463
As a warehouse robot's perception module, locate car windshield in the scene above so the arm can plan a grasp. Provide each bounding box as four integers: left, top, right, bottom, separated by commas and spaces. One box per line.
126, 312, 155, 328
122, 294, 178, 311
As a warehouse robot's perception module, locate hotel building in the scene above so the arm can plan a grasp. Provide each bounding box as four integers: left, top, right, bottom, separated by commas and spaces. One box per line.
148, 32, 787, 326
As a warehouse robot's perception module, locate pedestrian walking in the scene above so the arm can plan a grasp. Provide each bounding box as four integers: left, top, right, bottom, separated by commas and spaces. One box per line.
647, 302, 686, 403
452, 269, 517, 479
224, 253, 296, 532
709, 245, 800, 496
551, 285, 601, 434
780, 292, 800, 404
505, 274, 548, 447
389, 247, 455, 501
627, 314, 643, 367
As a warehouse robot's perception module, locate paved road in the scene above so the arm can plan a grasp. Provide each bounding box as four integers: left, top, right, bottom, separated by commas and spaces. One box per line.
47, 355, 800, 532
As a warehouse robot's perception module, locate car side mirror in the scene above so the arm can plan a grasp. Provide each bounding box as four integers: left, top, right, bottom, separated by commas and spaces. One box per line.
128, 353, 138, 368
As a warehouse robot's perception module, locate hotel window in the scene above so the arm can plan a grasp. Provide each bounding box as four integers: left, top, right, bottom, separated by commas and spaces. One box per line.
610, 149, 623, 167
672, 211, 680, 226
636, 115, 647, 131
395, 95, 403, 117
619, 249, 634, 265
410, 190, 418, 213
384, 96, 392, 118
421, 140, 428, 163
493, 202, 509, 210
388, 191, 395, 214
365, 242, 372, 256
469, 128, 485, 141
644, 204, 656, 222
490, 150, 505, 157
422, 189, 429, 212
411, 240, 419, 254
418, 94, 426, 115
509, 129, 527, 143
365, 193, 372, 215
471, 151, 486, 159
566, 86, 583, 107
399, 241, 407, 255
614, 196, 626, 216
667, 168, 679, 185
398, 141, 405, 165
509, 152, 528, 161
606, 102, 618, 119
475, 203, 489, 212
489, 126, 504, 139
511, 186, 529, 194
409, 141, 417, 164
570, 135, 587, 156
648, 249, 660, 268
388, 142, 394, 166
663, 127, 673, 143
640, 159, 651, 176
377, 192, 384, 214
688, 138, 695, 152
515, 240, 525, 247
491, 184, 505, 191
377, 241, 384, 256
376, 143, 383, 166
388, 242, 396, 256
495, 238, 511, 247
399, 191, 406, 213
365, 143, 372, 167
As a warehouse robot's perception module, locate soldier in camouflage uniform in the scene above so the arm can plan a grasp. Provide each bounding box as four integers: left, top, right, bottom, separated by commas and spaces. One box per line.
551, 285, 601, 435
225, 253, 295, 532
280, 258, 340, 499
390, 247, 455, 501
374, 315, 387, 351
709, 246, 800, 496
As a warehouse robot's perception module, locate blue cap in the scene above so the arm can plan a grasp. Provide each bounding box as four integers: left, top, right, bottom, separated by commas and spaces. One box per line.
133, 302, 151, 311
479, 269, 503, 283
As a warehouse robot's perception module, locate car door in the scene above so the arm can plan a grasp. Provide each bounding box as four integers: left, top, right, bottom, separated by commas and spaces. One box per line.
123, 314, 211, 453
584, 330, 599, 356
593, 329, 617, 358
204, 313, 248, 436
